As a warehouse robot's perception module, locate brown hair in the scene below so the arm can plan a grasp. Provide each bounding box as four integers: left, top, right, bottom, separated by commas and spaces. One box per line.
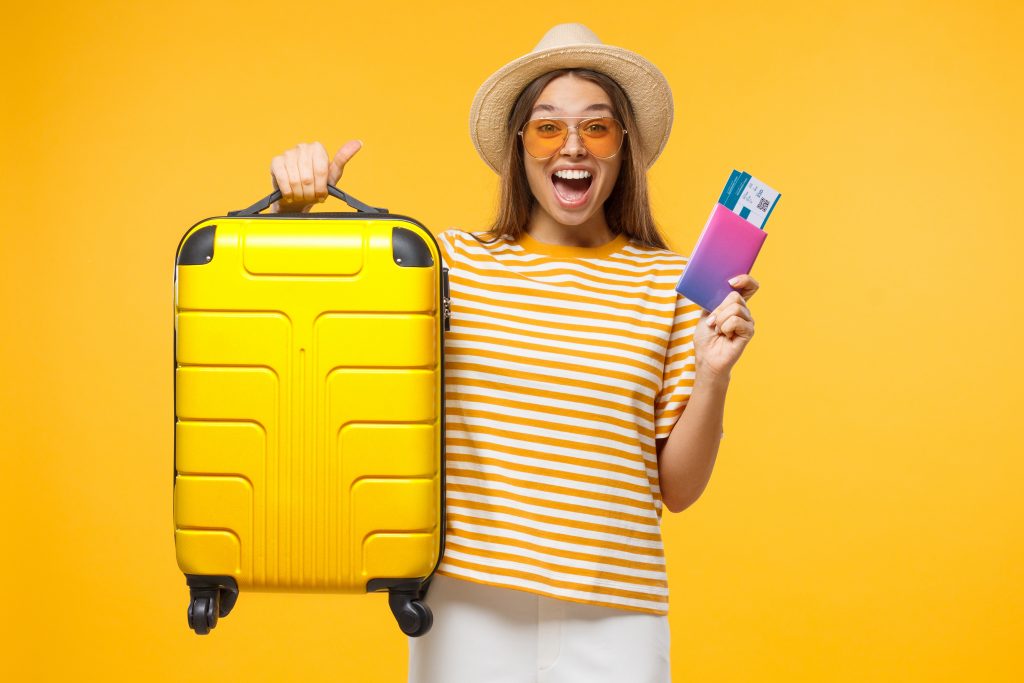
469, 68, 670, 250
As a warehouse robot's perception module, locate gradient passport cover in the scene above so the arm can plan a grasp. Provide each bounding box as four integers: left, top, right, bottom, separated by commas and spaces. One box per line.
675, 202, 768, 311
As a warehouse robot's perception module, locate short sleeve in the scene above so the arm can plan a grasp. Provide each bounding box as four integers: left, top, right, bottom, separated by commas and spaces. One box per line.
436, 228, 458, 270
653, 291, 698, 440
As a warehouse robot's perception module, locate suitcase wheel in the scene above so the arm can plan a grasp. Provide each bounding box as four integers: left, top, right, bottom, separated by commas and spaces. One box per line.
386, 587, 434, 637
187, 593, 219, 636
184, 575, 239, 635
397, 599, 433, 637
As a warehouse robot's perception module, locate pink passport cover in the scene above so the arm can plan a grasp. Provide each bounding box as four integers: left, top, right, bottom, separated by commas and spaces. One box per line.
675, 203, 768, 311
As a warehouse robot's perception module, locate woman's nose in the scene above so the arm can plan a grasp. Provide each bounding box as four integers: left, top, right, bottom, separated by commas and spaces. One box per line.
561, 128, 587, 156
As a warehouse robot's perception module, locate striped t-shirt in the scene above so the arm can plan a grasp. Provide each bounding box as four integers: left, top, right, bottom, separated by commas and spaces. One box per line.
432, 227, 699, 616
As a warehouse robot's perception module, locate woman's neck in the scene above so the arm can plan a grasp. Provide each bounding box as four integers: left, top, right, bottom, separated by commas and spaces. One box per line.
525, 204, 616, 247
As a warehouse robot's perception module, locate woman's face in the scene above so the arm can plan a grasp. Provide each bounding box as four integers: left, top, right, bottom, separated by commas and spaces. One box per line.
522, 73, 624, 228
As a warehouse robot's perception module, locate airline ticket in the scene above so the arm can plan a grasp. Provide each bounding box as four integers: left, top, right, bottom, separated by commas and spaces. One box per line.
717, 170, 781, 229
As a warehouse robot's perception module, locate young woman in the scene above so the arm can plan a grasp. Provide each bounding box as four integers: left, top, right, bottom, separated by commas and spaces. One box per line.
269, 22, 758, 683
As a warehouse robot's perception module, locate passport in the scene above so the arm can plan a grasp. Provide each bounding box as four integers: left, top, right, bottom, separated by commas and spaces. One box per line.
675, 170, 781, 311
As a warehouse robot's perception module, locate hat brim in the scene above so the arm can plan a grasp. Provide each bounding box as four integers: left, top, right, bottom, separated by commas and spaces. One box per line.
470, 45, 674, 174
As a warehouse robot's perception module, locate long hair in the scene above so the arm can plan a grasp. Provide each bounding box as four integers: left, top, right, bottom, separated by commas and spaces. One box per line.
470, 68, 670, 250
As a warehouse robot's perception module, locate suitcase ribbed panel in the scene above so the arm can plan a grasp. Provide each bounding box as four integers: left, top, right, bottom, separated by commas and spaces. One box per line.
174, 217, 443, 591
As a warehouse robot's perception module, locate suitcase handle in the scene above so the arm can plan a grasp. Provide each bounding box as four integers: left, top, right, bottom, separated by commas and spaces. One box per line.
227, 184, 389, 216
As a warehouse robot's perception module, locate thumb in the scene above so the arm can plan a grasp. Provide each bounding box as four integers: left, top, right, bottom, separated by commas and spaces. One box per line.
328, 140, 363, 186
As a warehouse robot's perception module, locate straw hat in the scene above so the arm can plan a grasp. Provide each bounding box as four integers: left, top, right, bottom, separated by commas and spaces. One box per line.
469, 22, 674, 175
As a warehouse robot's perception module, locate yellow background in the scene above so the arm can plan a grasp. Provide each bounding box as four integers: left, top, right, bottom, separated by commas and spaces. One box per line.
1, 0, 1020, 680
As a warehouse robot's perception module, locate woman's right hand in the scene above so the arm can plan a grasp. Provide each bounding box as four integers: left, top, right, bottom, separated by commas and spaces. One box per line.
269, 140, 363, 213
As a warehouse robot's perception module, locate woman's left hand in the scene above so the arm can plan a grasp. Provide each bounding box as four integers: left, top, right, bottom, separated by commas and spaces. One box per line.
693, 274, 760, 379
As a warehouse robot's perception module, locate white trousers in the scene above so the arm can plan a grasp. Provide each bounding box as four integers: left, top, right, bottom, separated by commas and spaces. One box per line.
407, 573, 672, 683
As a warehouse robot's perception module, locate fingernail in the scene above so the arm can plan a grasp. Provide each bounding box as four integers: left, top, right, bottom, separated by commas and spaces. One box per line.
356, 139, 364, 148
728, 276, 741, 286
706, 314, 716, 327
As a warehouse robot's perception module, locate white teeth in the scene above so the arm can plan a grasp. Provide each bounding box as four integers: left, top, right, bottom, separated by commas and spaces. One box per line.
553, 169, 592, 180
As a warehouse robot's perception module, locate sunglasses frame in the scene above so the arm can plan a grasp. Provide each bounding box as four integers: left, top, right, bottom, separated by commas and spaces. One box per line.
517, 116, 628, 160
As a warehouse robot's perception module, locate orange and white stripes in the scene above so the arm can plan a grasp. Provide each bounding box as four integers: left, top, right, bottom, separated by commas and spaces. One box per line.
433, 228, 699, 615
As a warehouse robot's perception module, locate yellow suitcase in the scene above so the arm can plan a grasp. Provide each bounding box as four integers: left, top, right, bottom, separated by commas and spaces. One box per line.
173, 184, 448, 636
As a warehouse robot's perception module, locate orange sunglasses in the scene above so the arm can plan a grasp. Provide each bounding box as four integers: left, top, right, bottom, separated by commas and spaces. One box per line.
518, 116, 628, 160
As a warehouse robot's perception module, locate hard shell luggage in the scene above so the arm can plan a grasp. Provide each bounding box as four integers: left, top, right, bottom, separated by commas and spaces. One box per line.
173, 184, 449, 636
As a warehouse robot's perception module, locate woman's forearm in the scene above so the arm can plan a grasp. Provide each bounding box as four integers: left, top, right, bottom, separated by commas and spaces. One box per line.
656, 368, 730, 513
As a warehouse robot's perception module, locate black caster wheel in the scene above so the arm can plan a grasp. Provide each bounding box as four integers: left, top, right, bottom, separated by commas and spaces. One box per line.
381, 580, 435, 637
397, 600, 433, 637
187, 594, 219, 635
184, 575, 239, 635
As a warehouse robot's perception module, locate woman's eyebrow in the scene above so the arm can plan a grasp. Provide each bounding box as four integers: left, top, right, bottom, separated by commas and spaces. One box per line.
531, 103, 614, 115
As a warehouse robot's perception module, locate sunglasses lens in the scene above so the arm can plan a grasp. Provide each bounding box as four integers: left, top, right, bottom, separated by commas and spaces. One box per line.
522, 119, 567, 158
580, 118, 624, 157
521, 118, 625, 159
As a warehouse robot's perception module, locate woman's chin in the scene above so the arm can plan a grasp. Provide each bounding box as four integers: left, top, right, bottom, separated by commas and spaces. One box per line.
544, 202, 594, 225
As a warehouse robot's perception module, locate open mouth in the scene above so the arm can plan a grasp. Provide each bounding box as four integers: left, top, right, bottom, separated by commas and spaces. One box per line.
550, 171, 594, 208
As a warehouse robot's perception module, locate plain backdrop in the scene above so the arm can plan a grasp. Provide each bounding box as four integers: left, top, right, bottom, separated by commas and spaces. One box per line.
0, 1, 1021, 680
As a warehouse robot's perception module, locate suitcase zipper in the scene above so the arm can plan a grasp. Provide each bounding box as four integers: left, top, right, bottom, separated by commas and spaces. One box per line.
442, 267, 451, 331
